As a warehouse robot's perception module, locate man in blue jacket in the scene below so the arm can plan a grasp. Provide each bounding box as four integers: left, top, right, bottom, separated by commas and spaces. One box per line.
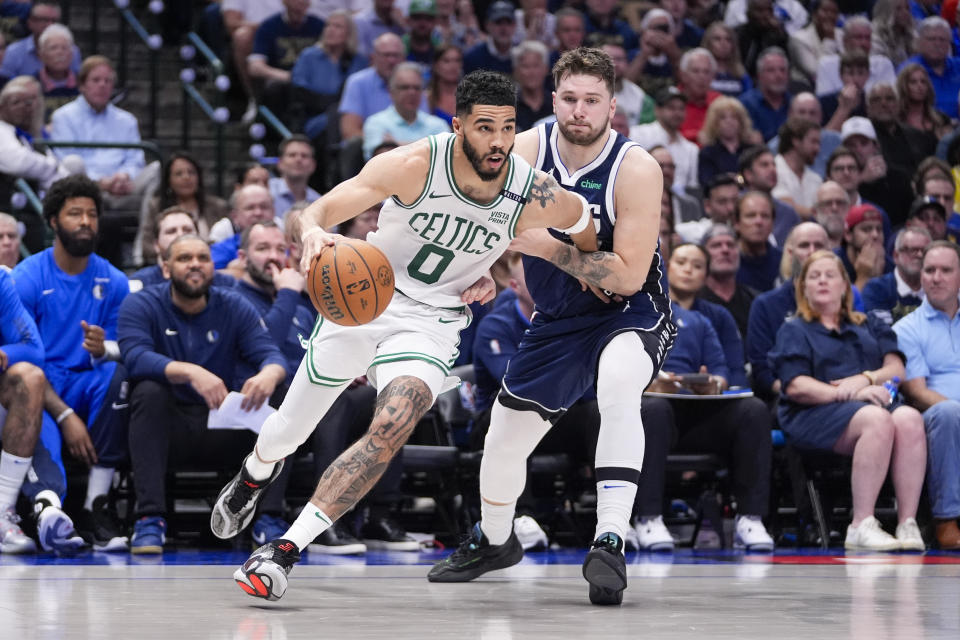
12, 175, 130, 552
863, 227, 929, 323
1, 269, 86, 554
117, 234, 288, 554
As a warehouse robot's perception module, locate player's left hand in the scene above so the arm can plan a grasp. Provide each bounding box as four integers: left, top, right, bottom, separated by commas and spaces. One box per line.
80, 320, 106, 358
509, 227, 555, 259
461, 274, 496, 304
240, 372, 277, 411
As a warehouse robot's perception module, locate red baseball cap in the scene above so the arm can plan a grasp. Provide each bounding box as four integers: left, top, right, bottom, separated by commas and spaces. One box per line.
845, 204, 882, 231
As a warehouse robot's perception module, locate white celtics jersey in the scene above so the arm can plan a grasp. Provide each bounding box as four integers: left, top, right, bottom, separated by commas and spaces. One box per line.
366, 132, 536, 308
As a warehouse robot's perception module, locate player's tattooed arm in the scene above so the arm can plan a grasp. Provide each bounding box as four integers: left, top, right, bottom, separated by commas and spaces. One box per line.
528, 173, 560, 208
546, 245, 628, 292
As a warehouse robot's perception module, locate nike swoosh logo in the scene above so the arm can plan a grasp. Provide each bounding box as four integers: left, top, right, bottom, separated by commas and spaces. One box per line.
165, 328, 178, 336
42, 289, 55, 295
602, 484, 628, 489
428, 193, 450, 199
314, 512, 331, 525
438, 318, 458, 324
111, 402, 129, 410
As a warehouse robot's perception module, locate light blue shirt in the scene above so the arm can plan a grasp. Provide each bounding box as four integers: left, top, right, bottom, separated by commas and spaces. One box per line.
49, 95, 145, 181
362, 106, 449, 160
893, 297, 960, 400
0, 36, 81, 78
268, 176, 320, 220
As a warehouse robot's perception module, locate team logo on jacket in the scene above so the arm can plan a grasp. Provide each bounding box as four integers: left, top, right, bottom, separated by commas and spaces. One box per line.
206, 330, 219, 343
92, 284, 104, 300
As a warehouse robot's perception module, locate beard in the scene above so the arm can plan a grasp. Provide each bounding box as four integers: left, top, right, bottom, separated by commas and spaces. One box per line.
247, 259, 282, 289
557, 114, 610, 146
54, 223, 97, 257
462, 134, 513, 182
171, 269, 211, 299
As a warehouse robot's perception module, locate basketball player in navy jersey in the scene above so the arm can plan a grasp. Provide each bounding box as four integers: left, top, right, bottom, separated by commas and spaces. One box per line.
429, 48, 675, 606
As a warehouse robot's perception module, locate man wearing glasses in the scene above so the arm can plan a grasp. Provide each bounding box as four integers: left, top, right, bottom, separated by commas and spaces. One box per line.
0, 1, 81, 78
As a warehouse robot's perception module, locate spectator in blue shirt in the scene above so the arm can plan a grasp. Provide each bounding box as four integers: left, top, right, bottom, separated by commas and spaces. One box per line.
361, 62, 449, 160
403, 0, 442, 73
636, 302, 775, 552
118, 234, 288, 554
290, 10, 367, 141
669, 243, 749, 387
894, 241, 960, 550
129, 208, 236, 290
209, 184, 278, 270
862, 227, 929, 322
12, 175, 130, 552
463, 2, 516, 75
837, 203, 894, 292
769, 249, 926, 551
1, 268, 87, 555
735, 190, 782, 293
583, 0, 639, 51
268, 135, 321, 219
0, 1, 81, 79
354, 0, 406, 59
247, 0, 324, 117
747, 221, 830, 399
899, 17, 960, 118
739, 47, 791, 142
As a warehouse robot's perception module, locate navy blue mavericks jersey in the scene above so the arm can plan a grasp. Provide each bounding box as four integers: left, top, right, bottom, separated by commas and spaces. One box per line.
522, 122, 671, 323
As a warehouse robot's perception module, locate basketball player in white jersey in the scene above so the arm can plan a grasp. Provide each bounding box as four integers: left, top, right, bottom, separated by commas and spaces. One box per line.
210, 70, 597, 602
429, 48, 673, 605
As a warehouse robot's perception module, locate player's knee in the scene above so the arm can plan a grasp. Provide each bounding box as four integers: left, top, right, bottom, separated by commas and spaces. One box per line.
0, 361, 45, 399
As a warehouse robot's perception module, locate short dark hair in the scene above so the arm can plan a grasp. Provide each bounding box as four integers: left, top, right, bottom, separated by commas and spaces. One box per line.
552, 46, 615, 97
914, 156, 952, 193
240, 220, 282, 252
923, 239, 960, 268
839, 49, 870, 73
671, 242, 711, 270
738, 145, 772, 175
826, 145, 862, 174
778, 117, 820, 155
735, 190, 776, 222
43, 174, 102, 224
455, 70, 517, 117
704, 172, 740, 199
153, 205, 197, 238
164, 233, 207, 262
278, 134, 314, 158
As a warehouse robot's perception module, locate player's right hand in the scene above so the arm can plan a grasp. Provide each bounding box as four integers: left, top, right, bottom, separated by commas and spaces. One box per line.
298, 227, 341, 274
578, 279, 622, 303
61, 413, 98, 466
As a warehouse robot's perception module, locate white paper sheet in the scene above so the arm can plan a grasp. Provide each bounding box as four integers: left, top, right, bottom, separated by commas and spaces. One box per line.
207, 391, 275, 433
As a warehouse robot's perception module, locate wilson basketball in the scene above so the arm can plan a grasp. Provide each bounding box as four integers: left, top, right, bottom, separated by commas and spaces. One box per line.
307, 238, 394, 326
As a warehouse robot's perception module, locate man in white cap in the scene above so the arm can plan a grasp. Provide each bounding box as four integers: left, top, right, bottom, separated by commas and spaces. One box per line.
840, 116, 913, 228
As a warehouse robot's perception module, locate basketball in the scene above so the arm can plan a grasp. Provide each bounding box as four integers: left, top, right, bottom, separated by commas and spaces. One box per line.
307, 238, 394, 326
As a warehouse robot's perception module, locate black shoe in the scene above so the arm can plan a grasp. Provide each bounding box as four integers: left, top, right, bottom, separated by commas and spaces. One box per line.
361, 515, 420, 551
427, 523, 524, 583
210, 454, 285, 539
582, 533, 627, 605
75, 496, 129, 552
307, 522, 367, 555
234, 538, 301, 601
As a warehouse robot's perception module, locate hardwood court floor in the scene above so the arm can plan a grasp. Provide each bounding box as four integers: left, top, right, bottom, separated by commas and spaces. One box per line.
1, 550, 958, 639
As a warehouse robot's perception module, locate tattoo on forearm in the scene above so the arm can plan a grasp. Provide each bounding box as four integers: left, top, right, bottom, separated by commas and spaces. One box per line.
550, 244, 621, 289
528, 175, 559, 208
313, 376, 431, 518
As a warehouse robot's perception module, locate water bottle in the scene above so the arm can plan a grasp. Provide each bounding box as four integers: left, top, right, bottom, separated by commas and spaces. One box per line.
883, 376, 900, 405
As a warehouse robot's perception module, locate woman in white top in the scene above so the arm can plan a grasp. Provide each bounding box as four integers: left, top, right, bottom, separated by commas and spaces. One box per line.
788, 0, 842, 84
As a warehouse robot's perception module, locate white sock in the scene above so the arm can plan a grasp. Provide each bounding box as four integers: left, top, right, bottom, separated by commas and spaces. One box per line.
0, 451, 32, 511
480, 499, 516, 545
84, 466, 114, 511
594, 480, 638, 543
244, 446, 277, 481
283, 503, 334, 551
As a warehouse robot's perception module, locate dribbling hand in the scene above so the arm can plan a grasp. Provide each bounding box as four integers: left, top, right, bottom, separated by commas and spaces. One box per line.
299, 227, 341, 274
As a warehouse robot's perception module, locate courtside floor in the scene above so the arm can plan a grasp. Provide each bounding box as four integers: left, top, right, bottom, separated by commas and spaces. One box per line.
2, 549, 959, 639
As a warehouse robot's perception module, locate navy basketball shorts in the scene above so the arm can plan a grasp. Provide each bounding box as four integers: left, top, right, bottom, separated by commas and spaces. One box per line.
498, 309, 676, 422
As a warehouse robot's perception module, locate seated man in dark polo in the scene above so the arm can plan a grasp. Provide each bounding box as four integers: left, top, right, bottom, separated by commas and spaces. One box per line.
117, 234, 289, 554
129, 207, 236, 290
735, 190, 782, 293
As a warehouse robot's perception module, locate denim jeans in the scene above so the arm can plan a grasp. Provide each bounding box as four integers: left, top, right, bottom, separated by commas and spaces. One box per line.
923, 400, 960, 519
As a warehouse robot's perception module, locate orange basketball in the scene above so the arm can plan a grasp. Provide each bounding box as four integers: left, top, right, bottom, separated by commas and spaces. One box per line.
307, 238, 395, 326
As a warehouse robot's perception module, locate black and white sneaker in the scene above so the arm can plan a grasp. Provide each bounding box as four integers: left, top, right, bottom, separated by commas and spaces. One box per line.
234, 538, 301, 601
427, 523, 523, 582
582, 532, 627, 605
75, 496, 129, 552
361, 515, 420, 551
210, 454, 284, 539
306, 522, 367, 555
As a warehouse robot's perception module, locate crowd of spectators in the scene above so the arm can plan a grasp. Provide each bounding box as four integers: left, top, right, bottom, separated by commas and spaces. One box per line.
3, 0, 960, 555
